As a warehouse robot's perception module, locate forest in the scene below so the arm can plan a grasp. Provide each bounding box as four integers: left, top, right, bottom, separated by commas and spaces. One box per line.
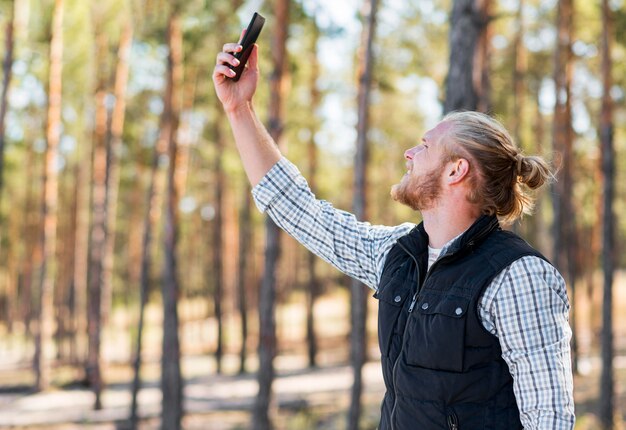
0, 0, 625, 429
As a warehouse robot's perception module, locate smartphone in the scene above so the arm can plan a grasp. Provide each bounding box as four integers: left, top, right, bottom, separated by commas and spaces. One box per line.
229, 12, 266, 82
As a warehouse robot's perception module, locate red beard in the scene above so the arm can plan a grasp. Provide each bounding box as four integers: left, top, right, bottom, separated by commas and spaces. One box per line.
391, 164, 443, 211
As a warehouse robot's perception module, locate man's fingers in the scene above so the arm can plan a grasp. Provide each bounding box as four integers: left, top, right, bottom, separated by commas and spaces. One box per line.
216, 33, 257, 82
222, 42, 242, 54
213, 64, 236, 80
216, 52, 240, 68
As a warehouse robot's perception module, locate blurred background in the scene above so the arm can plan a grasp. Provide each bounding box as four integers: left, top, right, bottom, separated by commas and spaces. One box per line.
0, 0, 624, 429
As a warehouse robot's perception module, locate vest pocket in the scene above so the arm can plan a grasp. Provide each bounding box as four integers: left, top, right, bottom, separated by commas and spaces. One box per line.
405, 293, 469, 372
375, 274, 411, 357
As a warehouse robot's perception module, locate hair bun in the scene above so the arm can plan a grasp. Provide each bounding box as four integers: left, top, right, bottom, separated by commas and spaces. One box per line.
515, 154, 524, 176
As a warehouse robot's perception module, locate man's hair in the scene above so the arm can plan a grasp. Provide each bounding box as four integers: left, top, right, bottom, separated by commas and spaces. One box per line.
441, 111, 554, 225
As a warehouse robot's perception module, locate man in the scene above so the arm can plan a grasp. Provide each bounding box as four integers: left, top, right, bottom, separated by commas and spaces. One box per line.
213, 41, 575, 429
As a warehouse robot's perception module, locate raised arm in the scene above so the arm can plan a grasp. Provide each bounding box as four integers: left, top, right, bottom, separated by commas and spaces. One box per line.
212, 42, 281, 186
213, 39, 415, 289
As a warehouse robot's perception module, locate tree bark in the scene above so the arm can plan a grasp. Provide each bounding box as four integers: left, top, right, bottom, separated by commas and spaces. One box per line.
252, 1, 289, 429
72, 127, 92, 367
473, 0, 492, 113
20, 144, 41, 341
86, 31, 109, 410
101, 22, 133, 327
551, 0, 577, 374
348, 1, 378, 429
56, 169, 77, 362
127, 22, 175, 425
511, 0, 526, 147
212, 106, 225, 374
128, 122, 168, 430
599, 0, 615, 427
444, 0, 490, 113
305, 11, 321, 369
531, 92, 549, 255
160, 10, 184, 430
0, 0, 14, 207
34, 0, 64, 391
236, 187, 252, 374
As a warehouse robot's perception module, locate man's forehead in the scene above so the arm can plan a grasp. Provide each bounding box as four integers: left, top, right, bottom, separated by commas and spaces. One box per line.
423, 120, 453, 142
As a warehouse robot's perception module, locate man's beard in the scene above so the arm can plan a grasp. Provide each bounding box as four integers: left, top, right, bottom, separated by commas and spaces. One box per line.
391, 165, 443, 211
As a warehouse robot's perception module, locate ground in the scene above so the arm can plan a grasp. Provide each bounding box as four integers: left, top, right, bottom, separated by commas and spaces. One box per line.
1, 273, 625, 429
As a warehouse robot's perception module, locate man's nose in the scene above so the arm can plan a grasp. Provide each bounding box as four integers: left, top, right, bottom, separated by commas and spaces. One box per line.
405, 146, 417, 160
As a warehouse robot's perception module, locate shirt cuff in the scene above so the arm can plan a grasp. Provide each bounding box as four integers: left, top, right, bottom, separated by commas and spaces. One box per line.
251, 157, 302, 213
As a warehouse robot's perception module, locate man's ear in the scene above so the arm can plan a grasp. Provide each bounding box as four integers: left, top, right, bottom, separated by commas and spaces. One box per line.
447, 158, 470, 184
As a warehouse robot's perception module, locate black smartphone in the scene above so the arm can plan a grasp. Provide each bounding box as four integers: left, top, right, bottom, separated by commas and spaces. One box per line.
229, 12, 266, 82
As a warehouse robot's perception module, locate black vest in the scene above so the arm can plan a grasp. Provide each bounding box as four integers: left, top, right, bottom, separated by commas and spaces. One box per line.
375, 215, 546, 430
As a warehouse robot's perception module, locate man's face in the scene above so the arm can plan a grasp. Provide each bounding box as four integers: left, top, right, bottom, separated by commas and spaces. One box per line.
390, 121, 451, 211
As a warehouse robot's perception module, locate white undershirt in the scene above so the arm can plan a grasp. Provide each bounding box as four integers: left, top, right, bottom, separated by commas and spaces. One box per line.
427, 232, 464, 270
427, 246, 442, 270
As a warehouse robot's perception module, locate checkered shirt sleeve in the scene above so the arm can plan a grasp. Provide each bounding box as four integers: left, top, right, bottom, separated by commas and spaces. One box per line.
252, 157, 414, 290
478, 256, 576, 429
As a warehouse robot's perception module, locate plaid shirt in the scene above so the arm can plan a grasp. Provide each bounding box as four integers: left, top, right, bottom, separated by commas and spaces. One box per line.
252, 157, 575, 429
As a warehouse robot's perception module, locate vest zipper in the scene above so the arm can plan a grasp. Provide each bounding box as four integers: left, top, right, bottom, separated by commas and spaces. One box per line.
390, 241, 459, 429
407, 249, 454, 313
387, 219, 497, 427
447, 411, 459, 430
408, 292, 418, 312
389, 241, 423, 429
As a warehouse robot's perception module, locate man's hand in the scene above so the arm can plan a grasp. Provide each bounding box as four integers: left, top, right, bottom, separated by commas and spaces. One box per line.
212, 39, 259, 114
211, 36, 280, 186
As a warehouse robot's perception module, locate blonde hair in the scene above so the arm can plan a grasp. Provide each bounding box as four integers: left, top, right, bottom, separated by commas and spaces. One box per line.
441, 111, 554, 225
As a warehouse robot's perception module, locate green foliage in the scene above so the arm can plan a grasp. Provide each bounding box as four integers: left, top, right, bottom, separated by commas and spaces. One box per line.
617, 7, 626, 47
0, 0, 624, 281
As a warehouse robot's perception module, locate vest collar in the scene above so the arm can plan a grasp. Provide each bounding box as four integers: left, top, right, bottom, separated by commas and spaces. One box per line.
399, 215, 500, 260
445, 214, 501, 254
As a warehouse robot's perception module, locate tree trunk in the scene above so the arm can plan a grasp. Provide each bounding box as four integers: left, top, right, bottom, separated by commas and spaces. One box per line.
348, 1, 378, 429
72, 127, 92, 367
211, 91, 225, 373
101, 22, 133, 327
551, 0, 577, 374
255, 218, 279, 430
128, 167, 154, 430
511, 0, 526, 147
0, 4, 15, 308
444, 0, 490, 113
589, 156, 604, 352
160, 10, 184, 430
56, 169, 77, 362
474, 0, 492, 113
0, 0, 14, 207
231, 7, 250, 374
531, 93, 549, 256
237, 187, 252, 374
305, 11, 321, 369
252, 1, 289, 429
511, 0, 539, 241
34, 0, 64, 391
127, 20, 175, 423
5, 178, 24, 333
128, 122, 168, 430
20, 144, 40, 342
599, 0, 615, 427
86, 31, 109, 410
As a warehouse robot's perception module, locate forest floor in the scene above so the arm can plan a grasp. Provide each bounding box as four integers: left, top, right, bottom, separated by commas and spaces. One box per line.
1, 354, 622, 430
1, 273, 626, 429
